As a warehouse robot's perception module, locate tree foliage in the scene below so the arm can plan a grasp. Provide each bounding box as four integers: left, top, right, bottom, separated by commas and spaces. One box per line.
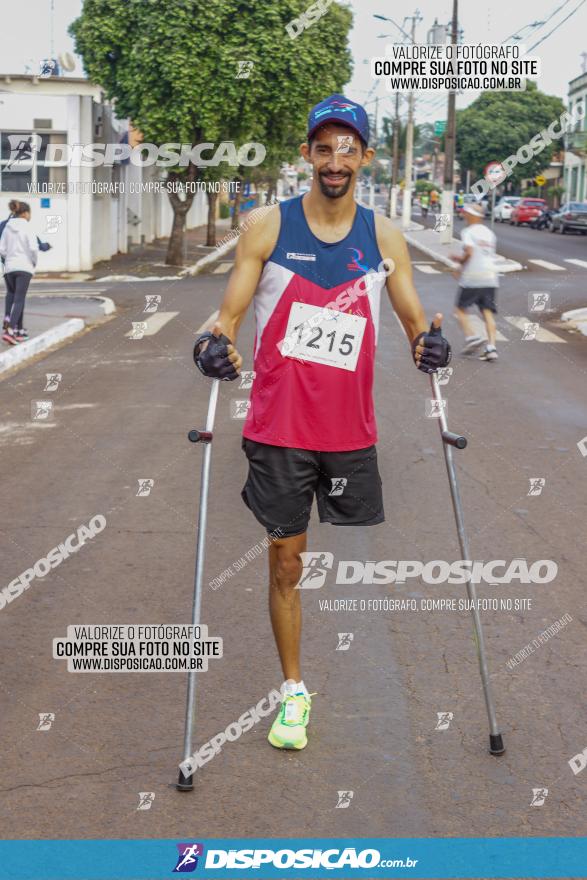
70, 0, 353, 262
456, 83, 565, 186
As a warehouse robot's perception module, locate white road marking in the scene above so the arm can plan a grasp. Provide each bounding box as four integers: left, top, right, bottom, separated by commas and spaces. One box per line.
564, 259, 587, 269
414, 264, 441, 274
468, 315, 508, 342
196, 310, 219, 334
392, 311, 407, 338
504, 316, 566, 343
212, 262, 233, 274
125, 311, 179, 337
528, 259, 565, 271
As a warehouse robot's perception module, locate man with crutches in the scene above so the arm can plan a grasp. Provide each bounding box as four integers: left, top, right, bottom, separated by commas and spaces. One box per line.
184, 95, 501, 784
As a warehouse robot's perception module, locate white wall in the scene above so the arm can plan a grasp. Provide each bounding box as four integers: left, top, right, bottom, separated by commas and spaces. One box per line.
1, 88, 210, 272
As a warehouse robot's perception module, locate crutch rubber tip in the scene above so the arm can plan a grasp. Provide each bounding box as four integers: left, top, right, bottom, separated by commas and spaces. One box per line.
177, 769, 194, 791
489, 733, 505, 756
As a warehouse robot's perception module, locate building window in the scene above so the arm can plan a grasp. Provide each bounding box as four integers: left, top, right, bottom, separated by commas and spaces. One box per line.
0, 131, 67, 192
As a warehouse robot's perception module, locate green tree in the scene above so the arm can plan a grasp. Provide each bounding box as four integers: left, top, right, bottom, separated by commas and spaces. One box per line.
70, 0, 352, 265
456, 83, 565, 189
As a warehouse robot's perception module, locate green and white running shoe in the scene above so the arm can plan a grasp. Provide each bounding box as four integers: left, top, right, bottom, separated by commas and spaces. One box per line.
268, 684, 313, 750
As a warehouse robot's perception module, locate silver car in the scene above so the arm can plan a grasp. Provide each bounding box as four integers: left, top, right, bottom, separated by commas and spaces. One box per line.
549, 202, 587, 234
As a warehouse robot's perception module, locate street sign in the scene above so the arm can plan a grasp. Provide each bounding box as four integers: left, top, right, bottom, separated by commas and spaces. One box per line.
484, 161, 507, 187
535, 175, 547, 186
434, 120, 447, 136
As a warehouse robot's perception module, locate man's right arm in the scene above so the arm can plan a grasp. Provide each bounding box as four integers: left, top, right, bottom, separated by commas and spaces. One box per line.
214, 205, 281, 344
194, 204, 281, 378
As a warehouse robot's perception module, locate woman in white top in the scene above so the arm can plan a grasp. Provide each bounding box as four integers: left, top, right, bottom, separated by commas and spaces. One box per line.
0, 200, 38, 345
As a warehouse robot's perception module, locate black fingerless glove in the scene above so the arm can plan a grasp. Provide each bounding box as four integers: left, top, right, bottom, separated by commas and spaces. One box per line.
411, 323, 452, 374
193, 331, 239, 381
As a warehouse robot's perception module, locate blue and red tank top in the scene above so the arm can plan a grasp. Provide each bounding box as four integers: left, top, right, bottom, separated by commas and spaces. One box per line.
242, 195, 386, 452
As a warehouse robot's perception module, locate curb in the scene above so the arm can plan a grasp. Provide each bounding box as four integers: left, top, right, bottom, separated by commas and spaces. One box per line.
93, 242, 239, 282
402, 231, 460, 269
27, 293, 116, 316
402, 229, 524, 274
0, 318, 85, 375
95, 274, 183, 283
181, 235, 239, 277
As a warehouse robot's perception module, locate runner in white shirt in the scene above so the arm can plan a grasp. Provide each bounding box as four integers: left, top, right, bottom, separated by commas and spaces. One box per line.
451, 202, 499, 362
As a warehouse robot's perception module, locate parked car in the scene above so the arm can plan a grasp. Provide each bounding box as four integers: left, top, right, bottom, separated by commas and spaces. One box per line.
549, 202, 587, 234
493, 196, 521, 222
510, 198, 547, 226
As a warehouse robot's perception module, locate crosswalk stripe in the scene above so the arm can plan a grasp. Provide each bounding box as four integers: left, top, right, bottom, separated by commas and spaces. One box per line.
504, 316, 566, 343
468, 315, 509, 342
528, 259, 565, 271
565, 259, 587, 269
196, 310, 219, 334
212, 262, 233, 274
125, 311, 179, 337
414, 264, 441, 274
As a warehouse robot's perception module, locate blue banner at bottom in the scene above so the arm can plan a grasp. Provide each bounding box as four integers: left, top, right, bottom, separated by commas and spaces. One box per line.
0, 838, 585, 879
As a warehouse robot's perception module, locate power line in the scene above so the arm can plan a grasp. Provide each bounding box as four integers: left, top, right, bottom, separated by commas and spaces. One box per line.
414, 0, 583, 119
501, 0, 574, 44
527, 0, 587, 51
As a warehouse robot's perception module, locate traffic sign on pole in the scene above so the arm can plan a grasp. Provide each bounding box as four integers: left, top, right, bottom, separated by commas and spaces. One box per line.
434, 120, 447, 136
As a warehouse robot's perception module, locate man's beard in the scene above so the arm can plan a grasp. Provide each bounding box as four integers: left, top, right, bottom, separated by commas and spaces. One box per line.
317, 171, 353, 199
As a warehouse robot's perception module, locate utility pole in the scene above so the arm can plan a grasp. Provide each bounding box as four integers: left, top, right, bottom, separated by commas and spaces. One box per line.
374, 95, 379, 144
440, 0, 458, 244
402, 10, 422, 230
387, 93, 400, 217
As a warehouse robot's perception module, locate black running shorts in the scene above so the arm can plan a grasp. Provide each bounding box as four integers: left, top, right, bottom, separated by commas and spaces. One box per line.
241, 437, 385, 538
456, 286, 497, 314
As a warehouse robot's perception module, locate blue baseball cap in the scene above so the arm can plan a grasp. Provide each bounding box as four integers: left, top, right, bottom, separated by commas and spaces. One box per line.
307, 93, 370, 145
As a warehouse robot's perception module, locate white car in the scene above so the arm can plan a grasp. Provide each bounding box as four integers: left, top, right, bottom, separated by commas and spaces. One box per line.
493, 197, 521, 222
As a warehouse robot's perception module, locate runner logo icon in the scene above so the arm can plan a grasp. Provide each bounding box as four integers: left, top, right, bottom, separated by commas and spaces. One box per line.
297, 552, 334, 589
173, 843, 204, 872
435, 712, 454, 730
336, 632, 354, 651
530, 787, 549, 806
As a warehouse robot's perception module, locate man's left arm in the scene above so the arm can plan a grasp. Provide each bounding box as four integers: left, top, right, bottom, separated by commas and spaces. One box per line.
375, 215, 451, 372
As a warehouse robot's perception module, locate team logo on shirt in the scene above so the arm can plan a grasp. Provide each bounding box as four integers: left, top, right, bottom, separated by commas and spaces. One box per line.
346, 247, 369, 272
286, 252, 316, 262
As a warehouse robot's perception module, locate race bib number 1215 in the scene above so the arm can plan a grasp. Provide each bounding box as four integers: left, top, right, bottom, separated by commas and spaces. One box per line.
281, 302, 367, 372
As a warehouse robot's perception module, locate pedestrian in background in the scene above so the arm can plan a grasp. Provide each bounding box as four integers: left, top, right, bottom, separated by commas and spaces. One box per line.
451, 201, 499, 362
420, 191, 430, 218
0, 200, 38, 345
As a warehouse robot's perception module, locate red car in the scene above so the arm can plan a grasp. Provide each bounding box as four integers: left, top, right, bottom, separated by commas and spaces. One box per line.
510, 198, 547, 226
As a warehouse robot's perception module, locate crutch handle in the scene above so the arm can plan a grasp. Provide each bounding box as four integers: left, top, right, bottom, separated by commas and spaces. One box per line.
188, 429, 213, 444
441, 430, 467, 449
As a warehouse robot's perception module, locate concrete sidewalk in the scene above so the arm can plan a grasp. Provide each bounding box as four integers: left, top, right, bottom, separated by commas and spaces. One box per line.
394, 218, 523, 274
87, 217, 236, 282
0, 293, 113, 375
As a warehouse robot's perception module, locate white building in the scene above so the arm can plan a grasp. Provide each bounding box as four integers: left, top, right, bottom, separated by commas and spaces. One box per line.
564, 70, 587, 202
0, 74, 208, 272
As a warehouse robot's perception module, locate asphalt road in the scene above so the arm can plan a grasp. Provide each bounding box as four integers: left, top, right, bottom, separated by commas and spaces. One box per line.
417, 206, 587, 295
0, 235, 586, 846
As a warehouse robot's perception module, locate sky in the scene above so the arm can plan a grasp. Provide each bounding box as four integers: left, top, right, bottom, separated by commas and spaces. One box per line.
1, 0, 586, 128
